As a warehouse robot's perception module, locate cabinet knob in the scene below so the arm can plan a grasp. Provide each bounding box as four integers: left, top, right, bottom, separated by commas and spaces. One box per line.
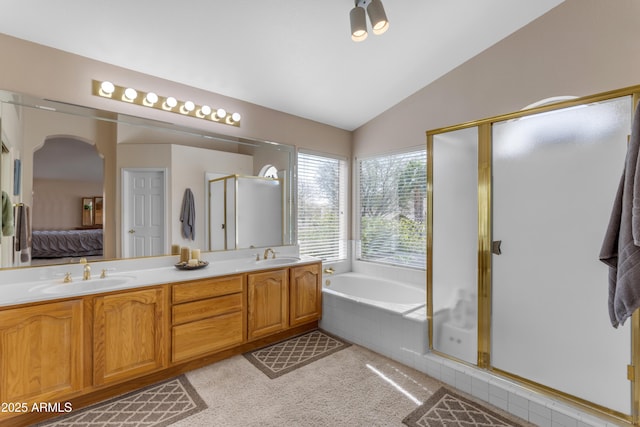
128, 229, 136, 234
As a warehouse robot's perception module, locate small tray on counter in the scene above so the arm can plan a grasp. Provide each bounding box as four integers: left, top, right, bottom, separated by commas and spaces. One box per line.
174, 260, 209, 271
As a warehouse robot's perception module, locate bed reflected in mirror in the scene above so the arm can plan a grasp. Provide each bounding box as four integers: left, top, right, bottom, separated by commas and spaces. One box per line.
29, 137, 105, 265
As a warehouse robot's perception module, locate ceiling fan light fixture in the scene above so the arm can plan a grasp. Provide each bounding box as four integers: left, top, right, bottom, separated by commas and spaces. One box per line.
367, 0, 389, 35
350, 6, 368, 42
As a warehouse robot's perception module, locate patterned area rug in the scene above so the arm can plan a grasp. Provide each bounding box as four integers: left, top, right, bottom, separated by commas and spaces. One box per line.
403, 387, 525, 427
36, 375, 206, 427
243, 329, 351, 379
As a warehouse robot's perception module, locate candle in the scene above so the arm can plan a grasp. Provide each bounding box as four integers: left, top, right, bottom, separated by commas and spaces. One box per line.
180, 247, 190, 263
191, 249, 201, 261
171, 244, 180, 255
187, 258, 199, 267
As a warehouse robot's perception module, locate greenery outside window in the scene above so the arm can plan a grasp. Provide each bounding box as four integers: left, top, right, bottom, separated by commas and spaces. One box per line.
297, 151, 348, 262
358, 148, 426, 269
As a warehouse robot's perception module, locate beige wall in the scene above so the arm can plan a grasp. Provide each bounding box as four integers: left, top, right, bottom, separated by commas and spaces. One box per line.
0, 33, 352, 160
32, 179, 102, 230
353, 0, 640, 157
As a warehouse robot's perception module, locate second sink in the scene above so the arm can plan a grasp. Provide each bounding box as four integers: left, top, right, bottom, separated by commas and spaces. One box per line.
254, 257, 301, 267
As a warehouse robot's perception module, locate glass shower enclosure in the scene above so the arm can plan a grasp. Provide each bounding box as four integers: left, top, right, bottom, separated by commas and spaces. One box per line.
208, 174, 284, 251
427, 88, 638, 423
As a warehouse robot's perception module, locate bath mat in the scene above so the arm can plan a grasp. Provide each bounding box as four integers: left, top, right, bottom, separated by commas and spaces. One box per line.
244, 329, 351, 379
403, 386, 526, 427
36, 375, 206, 427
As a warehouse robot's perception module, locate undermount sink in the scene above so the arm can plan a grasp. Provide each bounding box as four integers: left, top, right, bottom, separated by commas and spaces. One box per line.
255, 257, 301, 267
39, 275, 136, 294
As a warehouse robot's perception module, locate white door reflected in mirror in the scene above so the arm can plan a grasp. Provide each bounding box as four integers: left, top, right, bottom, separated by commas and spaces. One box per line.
122, 169, 167, 258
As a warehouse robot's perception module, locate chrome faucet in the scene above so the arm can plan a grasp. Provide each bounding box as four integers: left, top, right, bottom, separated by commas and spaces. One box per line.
263, 248, 276, 259
80, 258, 91, 280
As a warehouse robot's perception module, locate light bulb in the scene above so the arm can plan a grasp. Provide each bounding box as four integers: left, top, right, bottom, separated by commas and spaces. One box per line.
145, 92, 158, 104
200, 105, 212, 116
124, 87, 137, 101
184, 101, 195, 112
165, 96, 178, 108
216, 108, 226, 119
231, 112, 241, 122
372, 20, 389, 35
100, 81, 115, 95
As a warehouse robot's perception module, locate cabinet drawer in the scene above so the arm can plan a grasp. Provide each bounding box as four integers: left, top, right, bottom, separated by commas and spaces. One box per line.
172, 293, 242, 325
172, 275, 243, 303
172, 311, 243, 362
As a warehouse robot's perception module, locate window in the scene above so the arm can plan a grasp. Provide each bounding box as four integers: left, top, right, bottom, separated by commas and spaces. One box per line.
258, 164, 279, 178
358, 148, 426, 269
297, 152, 347, 262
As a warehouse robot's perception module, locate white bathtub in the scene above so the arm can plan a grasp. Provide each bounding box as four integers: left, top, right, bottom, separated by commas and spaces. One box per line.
320, 272, 428, 364
322, 272, 426, 314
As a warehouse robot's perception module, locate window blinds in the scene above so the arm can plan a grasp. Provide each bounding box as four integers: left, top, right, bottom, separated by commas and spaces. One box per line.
297, 152, 347, 262
358, 149, 426, 269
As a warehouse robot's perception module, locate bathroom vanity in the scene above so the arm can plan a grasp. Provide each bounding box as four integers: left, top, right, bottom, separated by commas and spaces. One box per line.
0, 253, 321, 426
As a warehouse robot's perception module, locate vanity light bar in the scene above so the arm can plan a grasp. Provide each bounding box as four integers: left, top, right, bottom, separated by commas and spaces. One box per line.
91, 80, 241, 128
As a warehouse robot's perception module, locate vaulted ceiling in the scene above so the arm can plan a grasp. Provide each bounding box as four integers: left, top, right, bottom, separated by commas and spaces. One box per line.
0, 0, 565, 130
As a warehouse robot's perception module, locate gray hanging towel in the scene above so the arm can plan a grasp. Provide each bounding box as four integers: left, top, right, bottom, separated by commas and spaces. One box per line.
13, 203, 31, 262
180, 188, 195, 240
1, 191, 14, 236
20, 204, 30, 263
600, 102, 640, 328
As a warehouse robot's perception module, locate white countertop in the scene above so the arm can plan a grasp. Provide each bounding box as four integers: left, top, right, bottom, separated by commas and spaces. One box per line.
0, 247, 319, 308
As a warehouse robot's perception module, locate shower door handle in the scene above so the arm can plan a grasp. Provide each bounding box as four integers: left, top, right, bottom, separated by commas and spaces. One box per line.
491, 240, 502, 255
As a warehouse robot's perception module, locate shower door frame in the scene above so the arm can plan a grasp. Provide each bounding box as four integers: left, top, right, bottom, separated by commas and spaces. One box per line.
426, 84, 640, 426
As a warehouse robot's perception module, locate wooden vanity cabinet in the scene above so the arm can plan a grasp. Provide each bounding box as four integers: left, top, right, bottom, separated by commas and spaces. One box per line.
171, 275, 245, 363
247, 268, 289, 340
2, 262, 324, 426
290, 263, 322, 327
93, 287, 167, 386
0, 300, 85, 408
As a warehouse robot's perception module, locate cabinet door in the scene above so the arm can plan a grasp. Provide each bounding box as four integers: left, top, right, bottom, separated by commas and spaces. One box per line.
94, 287, 166, 386
247, 269, 288, 340
290, 263, 322, 327
0, 300, 84, 405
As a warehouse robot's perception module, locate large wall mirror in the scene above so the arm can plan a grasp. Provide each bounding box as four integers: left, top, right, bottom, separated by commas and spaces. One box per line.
0, 90, 295, 270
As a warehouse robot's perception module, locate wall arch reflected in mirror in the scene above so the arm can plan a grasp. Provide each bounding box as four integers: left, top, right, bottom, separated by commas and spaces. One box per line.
30, 137, 104, 264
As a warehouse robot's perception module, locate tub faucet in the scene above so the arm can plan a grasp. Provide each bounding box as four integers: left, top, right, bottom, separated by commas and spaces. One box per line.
80, 258, 91, 280
263, 248, 276, 259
